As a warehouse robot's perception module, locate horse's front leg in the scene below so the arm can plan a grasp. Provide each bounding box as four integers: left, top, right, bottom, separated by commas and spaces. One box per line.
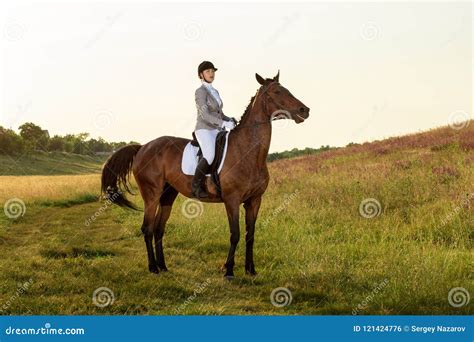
223, 199, 240, 279
244, 195, 262, 276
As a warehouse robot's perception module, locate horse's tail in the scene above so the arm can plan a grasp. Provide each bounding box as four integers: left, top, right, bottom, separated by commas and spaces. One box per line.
101, 144, 142, 210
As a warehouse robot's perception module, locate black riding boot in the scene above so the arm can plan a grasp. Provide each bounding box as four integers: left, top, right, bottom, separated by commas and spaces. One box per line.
192, 158, 210, 198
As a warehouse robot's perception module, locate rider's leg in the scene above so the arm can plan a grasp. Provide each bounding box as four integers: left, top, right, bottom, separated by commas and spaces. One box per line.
195, 128, 218, 165
192, 129, 219, 198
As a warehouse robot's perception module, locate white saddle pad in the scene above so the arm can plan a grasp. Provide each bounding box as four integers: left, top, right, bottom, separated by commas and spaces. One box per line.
181, 131, 230, 176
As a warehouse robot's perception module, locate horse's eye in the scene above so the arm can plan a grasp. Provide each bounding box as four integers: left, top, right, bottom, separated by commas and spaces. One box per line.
275, 90, 281, 94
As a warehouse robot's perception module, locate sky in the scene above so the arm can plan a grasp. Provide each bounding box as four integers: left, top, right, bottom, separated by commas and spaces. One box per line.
0, 1, 472, 153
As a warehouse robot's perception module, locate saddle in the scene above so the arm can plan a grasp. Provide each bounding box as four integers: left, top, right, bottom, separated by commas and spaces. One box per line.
191, 130, 227, 197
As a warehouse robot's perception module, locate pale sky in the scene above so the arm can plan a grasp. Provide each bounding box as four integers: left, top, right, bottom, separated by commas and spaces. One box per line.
0, 1, 472, 153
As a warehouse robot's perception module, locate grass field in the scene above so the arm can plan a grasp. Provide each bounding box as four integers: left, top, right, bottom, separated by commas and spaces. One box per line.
0, 151, 107, 176
0, 122, 472, 315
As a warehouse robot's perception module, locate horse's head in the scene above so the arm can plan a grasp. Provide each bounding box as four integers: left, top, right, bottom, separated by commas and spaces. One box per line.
256, 71, 310, 124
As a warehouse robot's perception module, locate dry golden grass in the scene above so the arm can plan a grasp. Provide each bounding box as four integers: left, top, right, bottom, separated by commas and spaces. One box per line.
0, 174, 100, 204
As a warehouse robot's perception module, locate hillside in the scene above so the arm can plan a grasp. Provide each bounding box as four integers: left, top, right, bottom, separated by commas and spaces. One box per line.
273, 121, 473, 169
0, 151, 108, 175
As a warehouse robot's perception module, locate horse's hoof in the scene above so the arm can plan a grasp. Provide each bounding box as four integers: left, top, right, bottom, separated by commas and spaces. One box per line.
148, 265, 160, 274
159, 267, 169, 272
224, 275, 234, 281
246, 270, 257, 276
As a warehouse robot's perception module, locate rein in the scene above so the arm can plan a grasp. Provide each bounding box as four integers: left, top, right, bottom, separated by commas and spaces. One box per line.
234, 120, 271, 129
233, 86, 275, 129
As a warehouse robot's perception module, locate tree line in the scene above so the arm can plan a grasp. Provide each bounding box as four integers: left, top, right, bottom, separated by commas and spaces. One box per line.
0, 122, 333, 160
267, 146, 333, 162
0, 122, 138, 155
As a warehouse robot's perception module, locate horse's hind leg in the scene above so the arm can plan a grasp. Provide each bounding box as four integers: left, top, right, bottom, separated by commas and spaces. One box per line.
154, 183, 179, 271
140, 188, 162, 274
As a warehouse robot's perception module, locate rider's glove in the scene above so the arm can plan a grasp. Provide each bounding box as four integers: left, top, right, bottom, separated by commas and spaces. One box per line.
222, 121, 235, 130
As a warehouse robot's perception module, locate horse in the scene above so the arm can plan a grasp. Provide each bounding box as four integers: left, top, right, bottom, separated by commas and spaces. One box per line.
101, 71, 310, 279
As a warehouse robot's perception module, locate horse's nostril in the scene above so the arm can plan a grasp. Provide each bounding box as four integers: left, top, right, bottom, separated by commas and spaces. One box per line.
299, 107, 307, 113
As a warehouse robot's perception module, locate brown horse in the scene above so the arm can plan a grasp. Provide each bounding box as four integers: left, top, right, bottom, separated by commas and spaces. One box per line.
101, 71, 310, 278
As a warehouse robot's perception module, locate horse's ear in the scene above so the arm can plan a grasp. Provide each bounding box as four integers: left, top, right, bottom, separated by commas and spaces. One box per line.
256, 73, 265, 85
273, 70, 280, 82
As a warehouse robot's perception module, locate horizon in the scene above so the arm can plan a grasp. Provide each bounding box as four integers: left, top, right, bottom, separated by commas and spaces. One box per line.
2, 118, 473, 153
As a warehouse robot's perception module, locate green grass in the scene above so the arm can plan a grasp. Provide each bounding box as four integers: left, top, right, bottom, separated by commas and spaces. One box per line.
0, 151, 107, 175
37, 193, 99, 208
0, 123, 472, 315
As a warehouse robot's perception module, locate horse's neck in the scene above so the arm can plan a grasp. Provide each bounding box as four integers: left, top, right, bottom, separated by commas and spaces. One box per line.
233, 96, 272, 168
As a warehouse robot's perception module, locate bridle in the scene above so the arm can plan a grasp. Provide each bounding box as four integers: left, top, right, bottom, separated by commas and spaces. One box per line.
233, 83, 287, 129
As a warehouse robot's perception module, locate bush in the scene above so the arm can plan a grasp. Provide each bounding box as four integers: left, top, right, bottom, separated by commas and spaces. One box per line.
0, 126, 25, 154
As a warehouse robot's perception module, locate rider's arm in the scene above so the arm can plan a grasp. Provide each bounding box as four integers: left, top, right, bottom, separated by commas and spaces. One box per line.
195, 87, 224, 129
221, 110, 238, 126
216, 90, 232, 122
221, 111, 232, 122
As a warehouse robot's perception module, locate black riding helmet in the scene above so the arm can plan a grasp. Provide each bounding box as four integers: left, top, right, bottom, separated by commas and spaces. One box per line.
198, 61, 217, 78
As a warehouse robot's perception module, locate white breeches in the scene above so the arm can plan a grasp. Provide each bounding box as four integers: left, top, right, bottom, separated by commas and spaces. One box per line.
194, 128, 219, 164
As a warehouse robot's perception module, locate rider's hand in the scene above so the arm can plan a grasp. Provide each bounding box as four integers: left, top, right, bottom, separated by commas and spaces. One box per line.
222, 121, 235, 130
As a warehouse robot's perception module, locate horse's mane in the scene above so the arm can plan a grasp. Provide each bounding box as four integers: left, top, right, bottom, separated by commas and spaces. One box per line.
236, 93, 257, 126
236, 80, 273, 127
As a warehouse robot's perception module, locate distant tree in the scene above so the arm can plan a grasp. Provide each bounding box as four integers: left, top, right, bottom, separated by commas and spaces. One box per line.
72, 133, 90, 155
111, 141, 128, 151
1, 122, 142, 156
87, 137, 112, 153
18, 122, 49, 151
267, 145, 334, 162
48, 135, 65, 152
62, 134, 76, 153
0, 126, 24, 154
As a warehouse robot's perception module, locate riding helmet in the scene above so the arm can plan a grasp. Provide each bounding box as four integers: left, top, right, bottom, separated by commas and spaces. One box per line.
198, 61, 218, 76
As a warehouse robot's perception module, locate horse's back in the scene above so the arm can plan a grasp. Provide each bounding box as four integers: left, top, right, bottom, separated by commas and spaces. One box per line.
142, 135, 190, 153
132, 135, 189, 172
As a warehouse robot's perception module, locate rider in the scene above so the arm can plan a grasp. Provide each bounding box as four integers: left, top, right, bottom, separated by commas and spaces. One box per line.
192, 61, 237, 198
